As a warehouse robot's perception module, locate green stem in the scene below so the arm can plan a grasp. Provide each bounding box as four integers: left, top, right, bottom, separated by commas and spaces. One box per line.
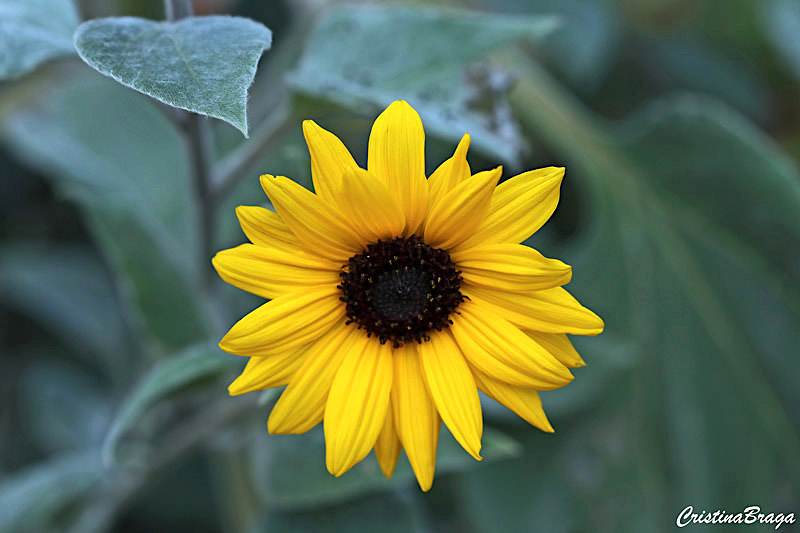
164, 0, 193, 20
185, 113, 216, 286
163, 0, 216, 286
68, 397, 258, 533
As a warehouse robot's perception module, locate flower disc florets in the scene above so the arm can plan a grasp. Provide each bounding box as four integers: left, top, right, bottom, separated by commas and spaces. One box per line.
338, 236, 465, 347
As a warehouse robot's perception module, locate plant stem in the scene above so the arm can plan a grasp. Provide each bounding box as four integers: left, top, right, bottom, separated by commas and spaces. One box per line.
163, 0, 216, 286
164, 0, 193, 20
185, 113, 216, 286
68, 396, 259, 533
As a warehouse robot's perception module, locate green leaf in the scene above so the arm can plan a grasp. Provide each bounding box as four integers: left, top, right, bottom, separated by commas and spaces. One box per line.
0, 244, 131, 376
475, 0, 621, 90
252, 492, 430, 533
289, 5, 558, 166
464, 55, 800, 529
102, 342, 239, 465
252, 425, 520, 510
633, 37, 769, 121
73, 16, 271, 136
762, 0, 800, 80
19, 359, 113, 454
0, 451, 103, 533
0, 74, 212, 351
0, 0, 79, 80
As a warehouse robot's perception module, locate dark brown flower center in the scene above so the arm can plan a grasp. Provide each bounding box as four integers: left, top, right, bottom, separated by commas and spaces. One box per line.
338, 236, 464, 348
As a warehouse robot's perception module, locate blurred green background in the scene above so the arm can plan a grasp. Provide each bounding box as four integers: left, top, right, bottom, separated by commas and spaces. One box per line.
1, 0, 799, 531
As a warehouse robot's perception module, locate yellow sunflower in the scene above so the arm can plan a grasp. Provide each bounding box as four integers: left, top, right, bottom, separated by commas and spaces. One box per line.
213, 100, 603, 491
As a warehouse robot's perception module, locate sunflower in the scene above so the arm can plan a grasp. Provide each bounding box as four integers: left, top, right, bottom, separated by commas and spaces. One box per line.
213, 101, 603, 491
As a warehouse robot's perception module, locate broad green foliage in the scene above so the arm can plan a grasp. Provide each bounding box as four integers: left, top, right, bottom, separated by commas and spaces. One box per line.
1, 1, 799, 531
19, 359, 113, 454
456, 59, 800, 531
254, 492, 430, 533
1, 75, 212, 351
0, 245, 130, 377
289, 5, 558, 166
0, 451, 103, 533
0, 0, 78, 80
762, 0, 800, 79
253, 426, 520, 510
633, 38, 769, 121
74, 16, 271, 136
103, 342, 238, 465
475, 0, 620, 90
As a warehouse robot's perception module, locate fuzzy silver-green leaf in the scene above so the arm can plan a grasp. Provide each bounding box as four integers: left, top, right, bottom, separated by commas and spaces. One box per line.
73, 16, 271, 136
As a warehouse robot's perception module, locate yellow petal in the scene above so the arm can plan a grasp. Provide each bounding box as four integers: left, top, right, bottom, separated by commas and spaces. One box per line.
464, 285, 604, 336
219, 287, 344, 357
423, 166, 502, 250
419, 330, 482, 460
472, 371, 554, 433
329, 166, 406, 243
451, 243, 572, 292
268, 322, 355, 434
303, 120, 359, 201
235, 205, 299, 252
450, 299, 573, 390
392, 343, 441, 491
426, 133, 471, 216
228, 347, 309, 396
367, 100, 428, 235
260, 175, 362, 262
212, 244, 340, 300
325, 338, 393, 476
455, 167, 564, 251
525, 331, 586, 368
374, 407, 402, 478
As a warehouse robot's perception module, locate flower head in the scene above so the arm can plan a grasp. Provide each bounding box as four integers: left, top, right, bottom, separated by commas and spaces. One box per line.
213, 101, 604, 491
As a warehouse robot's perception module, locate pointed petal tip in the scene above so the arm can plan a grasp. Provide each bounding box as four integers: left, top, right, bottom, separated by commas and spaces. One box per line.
326, 461, 349, 477
585, 312, 605, 335
464, 442, 483, 461
418, 478, 434, 492
227, 381, 247, 397
562, 266, 574, 285
301, 119, 326, 140
218, 337, 236, 355
378, 461, 396, 479
266, 414, 279, 434
384, 99, 422, 118
258, 174, 276, 193
267, 413, 294, 435
456, 132, 471, 152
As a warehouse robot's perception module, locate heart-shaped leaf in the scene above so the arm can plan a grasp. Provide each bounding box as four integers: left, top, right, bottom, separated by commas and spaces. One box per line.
74, 16, 271, 136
